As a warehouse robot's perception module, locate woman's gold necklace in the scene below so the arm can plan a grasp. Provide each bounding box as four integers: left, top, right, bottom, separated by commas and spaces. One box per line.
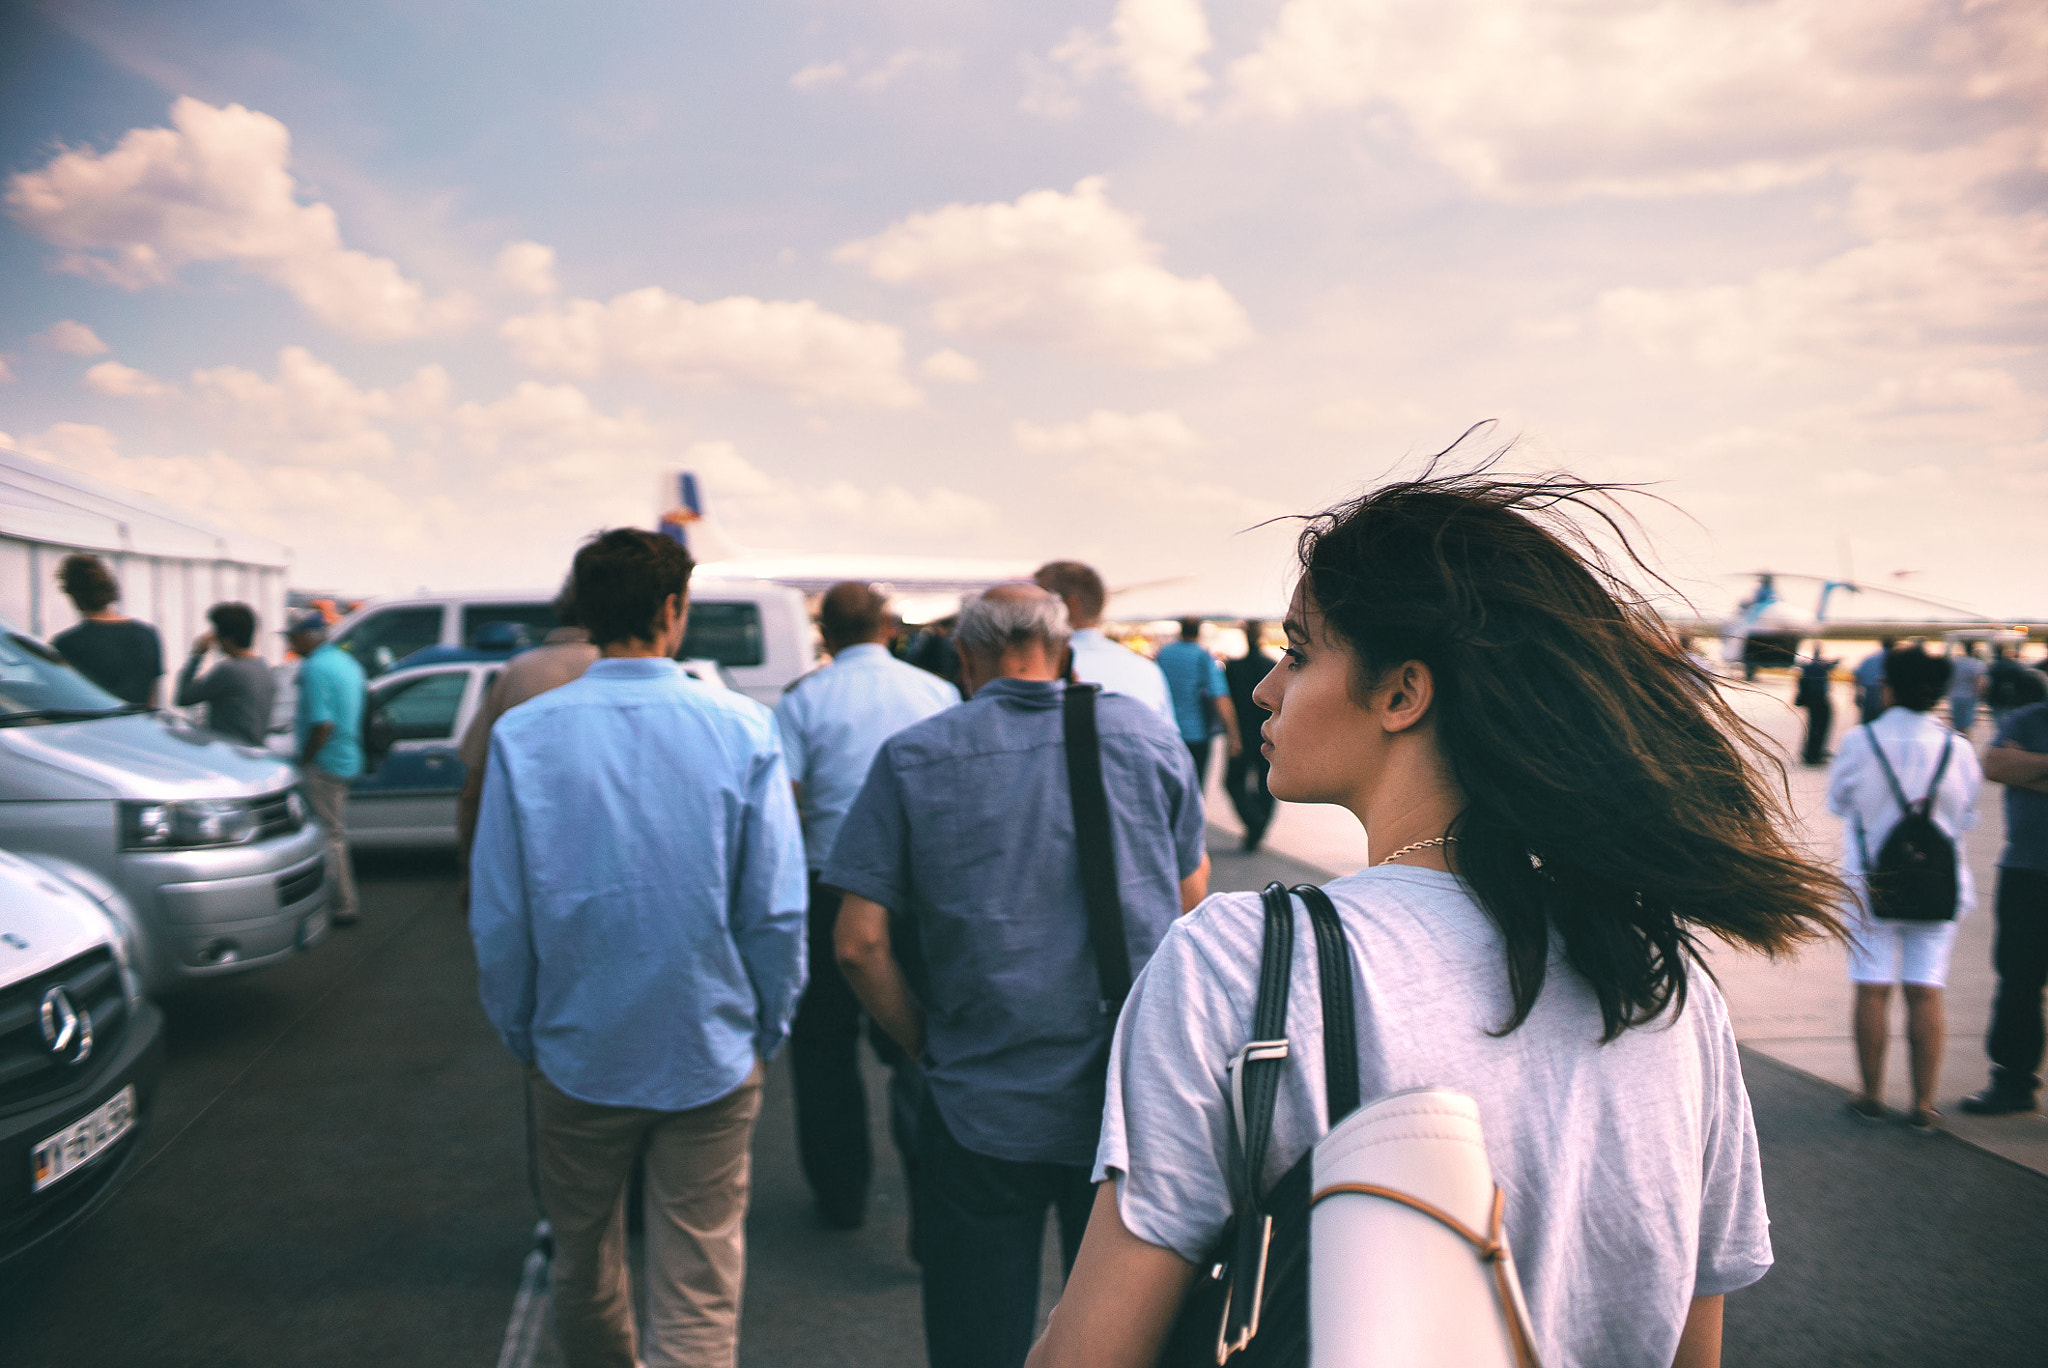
1376, 835, 1458, 867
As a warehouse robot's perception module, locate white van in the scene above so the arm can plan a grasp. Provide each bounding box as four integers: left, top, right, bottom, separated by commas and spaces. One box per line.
0, 848, 165, 1264
325, 577, 815, 708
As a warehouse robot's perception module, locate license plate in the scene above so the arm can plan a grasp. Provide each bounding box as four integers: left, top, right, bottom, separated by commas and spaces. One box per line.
31, 1085, 136, 1193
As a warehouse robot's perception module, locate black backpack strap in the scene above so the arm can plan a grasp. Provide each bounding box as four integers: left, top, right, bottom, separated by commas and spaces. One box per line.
1063, 683, 1131, 1009
1918, 735, 1955, 816
1220, 882, 1295, 1353
1864, 726, 1912, 814
1293, 884, 1361, 1123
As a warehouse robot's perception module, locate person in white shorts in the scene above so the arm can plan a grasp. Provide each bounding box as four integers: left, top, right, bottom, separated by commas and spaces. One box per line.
1828, 644, 1983, 1131
1023, 467, 1850, 1368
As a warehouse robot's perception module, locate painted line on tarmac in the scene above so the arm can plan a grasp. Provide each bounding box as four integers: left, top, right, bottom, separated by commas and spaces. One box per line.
496, 1222, 553, 1368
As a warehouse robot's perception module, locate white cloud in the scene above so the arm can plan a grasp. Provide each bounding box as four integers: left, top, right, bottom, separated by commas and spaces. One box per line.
1048, 0, 1215, 124
83, 361, 176, 399
1596, 133, 2048, 370
920, 348, 983, 384
835, 177, 1252, 366
5, 97, 472, 339
494, 241, 557, 295
11, 421, 477, 577
39, 320, 109, 355
1014, 408, 1201, 458
1222, 0, 2048, 199
501, 287, 923, 408
791, 48, 956, 94
155, 345, 450, 466
0, 357, 14, 385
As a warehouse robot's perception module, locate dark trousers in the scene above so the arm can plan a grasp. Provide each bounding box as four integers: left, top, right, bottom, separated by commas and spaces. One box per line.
788, 878, 922, 1223
1185, 737, 1213, 784
1226, 745, 1275, 848
918, 1092, 1095, 1368
1800, 698, 1833, 764
1987, 867, 2048, 1093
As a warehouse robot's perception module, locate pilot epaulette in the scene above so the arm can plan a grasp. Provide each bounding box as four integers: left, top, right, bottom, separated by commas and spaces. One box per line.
782, 666, 828, 696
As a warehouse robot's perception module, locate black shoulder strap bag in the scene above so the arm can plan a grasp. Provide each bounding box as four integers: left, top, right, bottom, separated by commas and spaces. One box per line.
1064, 682, 1133, 1012
1159, 881, 1358, 1366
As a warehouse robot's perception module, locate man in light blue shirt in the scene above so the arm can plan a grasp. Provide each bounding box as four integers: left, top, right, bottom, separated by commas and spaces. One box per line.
1154, 616, 1242, 783
471, 528, 806, 1368
288, 612, 366, 925
775, 582, 957, 1230
1034, 560, 1174, 721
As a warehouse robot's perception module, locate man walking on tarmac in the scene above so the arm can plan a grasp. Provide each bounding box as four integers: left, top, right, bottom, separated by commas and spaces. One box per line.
1033, 560, 1173, 721
775, 581, 958, 1231
826, 583, 1208, 1368
1962, 694, 2048, 1116
1224, 619, 1278, 851
287, 611, 365, 926
471, 528, 808, 1368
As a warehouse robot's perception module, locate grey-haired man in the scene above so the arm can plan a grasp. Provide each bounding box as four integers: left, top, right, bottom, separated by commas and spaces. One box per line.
826, 582, 1208, 1368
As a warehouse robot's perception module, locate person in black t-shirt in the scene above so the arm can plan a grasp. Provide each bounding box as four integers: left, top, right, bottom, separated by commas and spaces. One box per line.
1222, 619, 1278, 851
50, 553, 163, 707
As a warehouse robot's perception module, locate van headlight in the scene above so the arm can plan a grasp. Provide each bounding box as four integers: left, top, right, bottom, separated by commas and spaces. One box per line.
120, 798, 261, 849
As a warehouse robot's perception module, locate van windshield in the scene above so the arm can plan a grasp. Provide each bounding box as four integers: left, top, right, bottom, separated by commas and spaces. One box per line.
0, 632, 135, 724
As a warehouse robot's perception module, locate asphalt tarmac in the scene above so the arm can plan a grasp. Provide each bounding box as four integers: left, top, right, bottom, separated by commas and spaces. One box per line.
3, 839, 2046, 1367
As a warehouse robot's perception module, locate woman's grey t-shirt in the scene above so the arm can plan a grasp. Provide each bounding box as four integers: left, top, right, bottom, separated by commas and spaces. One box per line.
1095, 866, 1771, 1368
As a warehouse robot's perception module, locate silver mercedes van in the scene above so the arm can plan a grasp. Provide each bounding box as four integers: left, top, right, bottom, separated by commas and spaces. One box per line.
0, 621, 331, 996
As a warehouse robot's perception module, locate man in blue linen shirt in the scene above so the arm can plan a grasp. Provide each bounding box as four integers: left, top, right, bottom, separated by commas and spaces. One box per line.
775, 581, 958, 1230
826, 582, 1208, 1368
471, 528, 807, 1368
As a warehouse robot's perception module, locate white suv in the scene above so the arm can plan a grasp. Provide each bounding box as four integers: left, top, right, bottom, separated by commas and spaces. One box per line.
325, 578, 815, 707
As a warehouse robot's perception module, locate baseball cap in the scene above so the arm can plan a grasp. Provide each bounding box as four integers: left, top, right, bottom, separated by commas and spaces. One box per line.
282, 610, 329, 636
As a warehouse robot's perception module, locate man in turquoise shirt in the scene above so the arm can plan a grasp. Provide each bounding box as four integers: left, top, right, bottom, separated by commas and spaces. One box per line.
287, 612, 366, 925
1155, 618, 1241, 784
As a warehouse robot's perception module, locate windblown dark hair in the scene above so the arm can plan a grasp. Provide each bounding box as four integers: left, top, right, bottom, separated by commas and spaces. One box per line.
572, 528, 694, 647
1298, 443, 1847, 1040
58, 553, 120, 613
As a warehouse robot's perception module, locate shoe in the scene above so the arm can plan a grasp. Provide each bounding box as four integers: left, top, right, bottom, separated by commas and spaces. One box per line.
817, 1198, 865, 1231
1845, 1096, 1887, 1125
1908, 1107, 1941, 1133
1959, 1087, 2039, 1116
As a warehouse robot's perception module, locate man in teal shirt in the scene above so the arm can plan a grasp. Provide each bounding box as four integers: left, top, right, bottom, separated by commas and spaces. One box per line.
288, 612, 366, 925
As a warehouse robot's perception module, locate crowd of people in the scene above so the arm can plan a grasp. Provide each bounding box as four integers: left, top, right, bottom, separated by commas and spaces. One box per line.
458, 474, 1847, 1368
44, 552, 369, 924
33, 490, 2048, 1368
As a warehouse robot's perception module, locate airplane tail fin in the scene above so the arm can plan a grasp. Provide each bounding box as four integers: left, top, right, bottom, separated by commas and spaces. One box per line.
657, 470, 743, 564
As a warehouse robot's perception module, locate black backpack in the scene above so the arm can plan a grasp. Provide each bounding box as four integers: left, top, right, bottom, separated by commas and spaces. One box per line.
1855, 729, 1959, 923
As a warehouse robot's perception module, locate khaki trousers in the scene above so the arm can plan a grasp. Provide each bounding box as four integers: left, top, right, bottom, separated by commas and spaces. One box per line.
531, 1064, 765, 1368
300, 766, 357, 921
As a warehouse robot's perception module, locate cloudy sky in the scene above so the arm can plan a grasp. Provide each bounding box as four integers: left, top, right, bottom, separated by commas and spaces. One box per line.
0, 0, 2042, 617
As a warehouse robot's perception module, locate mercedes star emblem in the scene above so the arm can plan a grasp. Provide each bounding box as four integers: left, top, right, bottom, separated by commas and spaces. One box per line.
39, 985, 93, 1065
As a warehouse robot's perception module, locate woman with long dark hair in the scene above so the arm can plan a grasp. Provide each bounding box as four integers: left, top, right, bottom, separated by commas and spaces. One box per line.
1026, 463, 1845, 1368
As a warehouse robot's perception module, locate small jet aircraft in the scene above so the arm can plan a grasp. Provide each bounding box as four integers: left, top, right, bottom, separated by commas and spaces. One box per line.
1669, 570, 2041, 678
